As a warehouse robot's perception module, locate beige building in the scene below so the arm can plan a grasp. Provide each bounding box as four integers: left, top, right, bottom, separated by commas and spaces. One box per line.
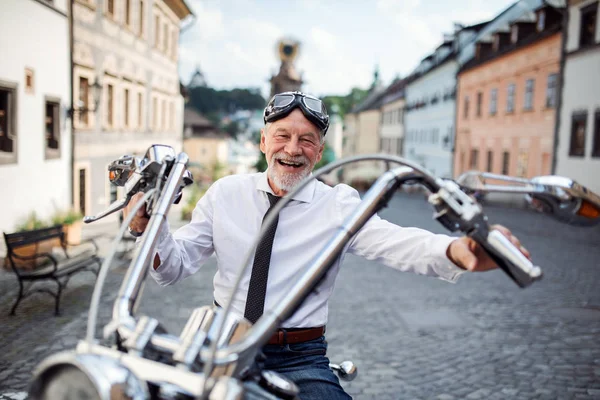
183, 108, 230, 182
72, 0, 192, 218
342, 80, 406, 183
379, 80, 406, 156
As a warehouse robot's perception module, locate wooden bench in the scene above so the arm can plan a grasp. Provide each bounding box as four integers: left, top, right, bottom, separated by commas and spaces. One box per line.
3, 225, 101, 316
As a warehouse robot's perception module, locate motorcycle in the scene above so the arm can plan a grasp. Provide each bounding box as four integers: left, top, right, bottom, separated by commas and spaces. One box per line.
27, 144, 600, 399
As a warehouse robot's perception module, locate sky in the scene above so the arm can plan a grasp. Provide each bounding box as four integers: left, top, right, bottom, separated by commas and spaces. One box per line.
178, 0, 516, 98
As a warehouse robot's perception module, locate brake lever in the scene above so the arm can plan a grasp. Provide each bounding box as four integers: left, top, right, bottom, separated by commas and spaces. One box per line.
84, 195, 132, 224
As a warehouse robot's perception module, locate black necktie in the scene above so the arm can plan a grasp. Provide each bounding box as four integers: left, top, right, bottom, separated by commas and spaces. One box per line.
244, 193, 281, 323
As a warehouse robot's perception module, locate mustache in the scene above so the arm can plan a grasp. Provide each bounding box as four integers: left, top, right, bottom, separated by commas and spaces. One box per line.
271, 153, 309, 165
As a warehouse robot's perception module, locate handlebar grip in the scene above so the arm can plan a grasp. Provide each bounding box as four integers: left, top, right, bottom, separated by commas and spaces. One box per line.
474, 229, 542, 288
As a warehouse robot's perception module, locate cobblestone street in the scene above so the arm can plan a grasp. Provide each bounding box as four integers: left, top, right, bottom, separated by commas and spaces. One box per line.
0, 192, 599, 399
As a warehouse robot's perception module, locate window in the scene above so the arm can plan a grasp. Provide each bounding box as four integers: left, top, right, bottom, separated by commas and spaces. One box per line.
511, 25, 518, 43
45, 100, 60, 158
25, 68, 34, 94
161, 98, 166, 130
163, 22, 169, 53
487, 150, 493, 172
137, 92, 143, 129
579, 2, 598, 48
169, 101, 175, 130
125, 0, 131, 26
107, 83, 114, 126
507, 83, 515, 113
171, 29, 178, 58
516, 151, 529, 177
78, 168, 87, 215
537, 10, 546, 31
502, 151, 510, 174
79, 77, 89, 125
152, 96, 158, 129
0, 84, 17, 160
593, 110, 600, 158
476, 91, 483, 117
490, 88, 497, 115
107, 0, 115, 17
524, 79, 535, 110
470, 148, 479, 169
463, 96, 469, 119
124, 88, 130, 128
546, 73, 558, 108
139, 0, 144, 36
154, 15, 160, 48
569, 111, 587, 157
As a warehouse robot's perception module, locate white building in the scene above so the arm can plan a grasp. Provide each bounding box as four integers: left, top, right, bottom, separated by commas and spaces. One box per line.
555, 0, 600, 194
403, 28, 481, 178
72, 0, 193, 218
0, 0, 72, 234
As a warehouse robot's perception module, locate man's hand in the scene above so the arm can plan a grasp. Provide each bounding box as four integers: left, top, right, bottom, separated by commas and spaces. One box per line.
446, 225, 531, 272
123, 192, 149, 234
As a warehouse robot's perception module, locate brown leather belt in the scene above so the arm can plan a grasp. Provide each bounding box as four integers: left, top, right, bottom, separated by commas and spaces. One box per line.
212, 301, 324, 345
267, 326, 326, 345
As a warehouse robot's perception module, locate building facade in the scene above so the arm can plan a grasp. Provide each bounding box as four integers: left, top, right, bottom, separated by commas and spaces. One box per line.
454, 4, 563, 179
379, 80, 405, 157
555, 0, 600, 193
72, 0, 192, 218
403, 22, 490, 179
404, 59, 458, 178
0, 0, 72, 234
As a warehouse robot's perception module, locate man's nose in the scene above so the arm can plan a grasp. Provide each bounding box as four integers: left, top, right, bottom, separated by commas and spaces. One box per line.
284, 138, 302, 156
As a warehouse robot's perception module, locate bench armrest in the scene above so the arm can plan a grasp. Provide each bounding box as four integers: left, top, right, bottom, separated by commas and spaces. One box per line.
8, 252, 59, 272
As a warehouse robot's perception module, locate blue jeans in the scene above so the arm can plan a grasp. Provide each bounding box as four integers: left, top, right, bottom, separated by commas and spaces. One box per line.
262, 336, 352, 400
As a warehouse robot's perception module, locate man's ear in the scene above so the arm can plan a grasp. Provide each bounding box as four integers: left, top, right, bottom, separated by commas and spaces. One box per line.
259, 128, 266, 154
315, 142, 324, 164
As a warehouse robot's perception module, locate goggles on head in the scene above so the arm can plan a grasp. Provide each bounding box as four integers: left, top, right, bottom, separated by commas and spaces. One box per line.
263, 91, 330, 135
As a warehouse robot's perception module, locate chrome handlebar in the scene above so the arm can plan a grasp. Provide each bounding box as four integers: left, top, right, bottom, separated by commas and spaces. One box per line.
29, 148, 600, 399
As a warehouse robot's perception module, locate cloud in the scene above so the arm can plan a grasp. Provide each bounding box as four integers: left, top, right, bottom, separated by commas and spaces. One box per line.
177, 0, 515, 97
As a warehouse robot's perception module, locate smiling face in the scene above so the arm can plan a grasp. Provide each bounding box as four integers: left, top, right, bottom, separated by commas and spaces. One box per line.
260, 109, 324, 196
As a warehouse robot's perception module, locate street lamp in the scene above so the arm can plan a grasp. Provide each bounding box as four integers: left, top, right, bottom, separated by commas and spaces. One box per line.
68, 78, 102, 118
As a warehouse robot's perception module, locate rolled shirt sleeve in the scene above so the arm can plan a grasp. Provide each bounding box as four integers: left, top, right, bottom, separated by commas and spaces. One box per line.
338, 185, 466, 283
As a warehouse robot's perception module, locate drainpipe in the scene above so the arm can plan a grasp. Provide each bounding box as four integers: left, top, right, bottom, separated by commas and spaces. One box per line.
69, 0, 75, 206
551, 5, 569, 174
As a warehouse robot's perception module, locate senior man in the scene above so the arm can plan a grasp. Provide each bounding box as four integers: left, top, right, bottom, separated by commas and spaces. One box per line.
124, 91, 529, 399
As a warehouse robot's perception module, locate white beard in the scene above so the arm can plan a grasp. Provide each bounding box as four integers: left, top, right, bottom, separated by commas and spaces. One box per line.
268, 153, 312, 192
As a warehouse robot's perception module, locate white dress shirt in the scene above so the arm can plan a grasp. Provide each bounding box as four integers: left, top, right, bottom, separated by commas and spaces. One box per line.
149, 171, 465, 328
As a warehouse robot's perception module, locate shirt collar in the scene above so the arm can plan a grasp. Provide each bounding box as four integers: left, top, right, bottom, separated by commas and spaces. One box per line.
256, 170, 316, 203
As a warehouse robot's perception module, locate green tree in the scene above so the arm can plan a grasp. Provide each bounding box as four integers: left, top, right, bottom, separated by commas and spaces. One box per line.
188, 86, 265, 117
322, 87, 369, 119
